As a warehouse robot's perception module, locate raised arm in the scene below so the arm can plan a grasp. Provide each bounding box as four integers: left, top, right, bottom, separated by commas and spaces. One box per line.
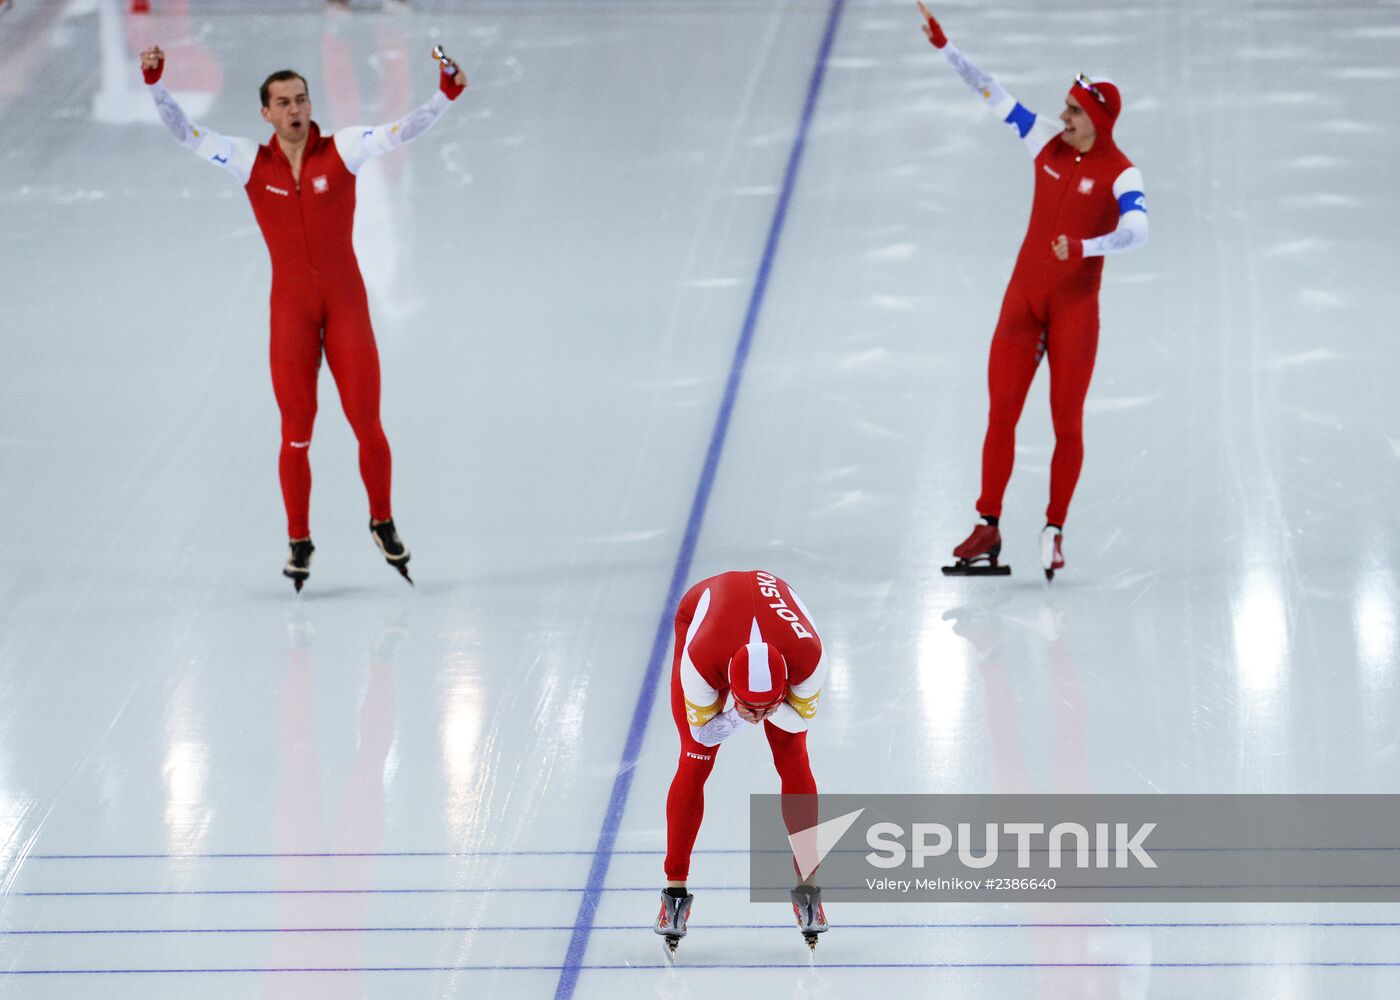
918, 3, 1061, 157
334, 51, 468, 175
140, 46, 256, 185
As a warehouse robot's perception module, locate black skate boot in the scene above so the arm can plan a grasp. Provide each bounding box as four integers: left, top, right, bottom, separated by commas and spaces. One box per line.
942, 519, 1011, 576
1040, 525, 1065, 581
283, 538, 315, 592
369, 519, 413, 586
653, 887, 693, 962
790, 884, 829, 952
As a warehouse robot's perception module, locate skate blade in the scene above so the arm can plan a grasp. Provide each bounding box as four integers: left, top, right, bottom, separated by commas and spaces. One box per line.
660, 935, 679, 965
941, 563, 1011, 576
292, 578, 304, 593
1044, 568, 1055, 582
395, 564, 415, 587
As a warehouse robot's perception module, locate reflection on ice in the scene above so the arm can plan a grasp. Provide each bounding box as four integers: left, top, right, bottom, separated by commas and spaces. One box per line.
1232, 565, 1289, 695
1266, 348, 1350, 368
1354, 567, 1397, 684
161, 739, 209, 853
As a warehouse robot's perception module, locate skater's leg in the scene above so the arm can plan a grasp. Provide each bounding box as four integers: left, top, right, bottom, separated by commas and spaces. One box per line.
664, 751, 715, 883
664, 612, 720, 883
765, 723, 816, 801
977, 286, 1044, 520
323, 287, 393, 523
269, 296, 323, 539
1045, 295, 1099, 526
765, 722, 818, 881
767, 727, 831, 942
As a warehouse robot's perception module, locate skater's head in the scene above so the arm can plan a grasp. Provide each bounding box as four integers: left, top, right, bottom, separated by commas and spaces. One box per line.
728, 642, 788, 723
260, 70, 312, 145
1061, 74, 1120, 151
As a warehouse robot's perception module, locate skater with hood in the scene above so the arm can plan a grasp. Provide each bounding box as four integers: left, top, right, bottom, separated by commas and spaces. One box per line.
917, 3, 1149, 579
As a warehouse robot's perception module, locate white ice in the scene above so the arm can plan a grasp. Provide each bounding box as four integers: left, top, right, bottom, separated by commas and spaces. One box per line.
2, 0, 1399, 997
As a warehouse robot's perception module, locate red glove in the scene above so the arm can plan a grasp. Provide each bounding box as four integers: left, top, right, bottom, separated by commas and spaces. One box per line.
918, 2, 947, 48
439, 64, 466, 101
142, 56, 164, 85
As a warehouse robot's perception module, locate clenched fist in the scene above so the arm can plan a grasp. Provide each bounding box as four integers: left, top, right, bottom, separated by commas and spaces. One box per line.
140, 45, 165, 85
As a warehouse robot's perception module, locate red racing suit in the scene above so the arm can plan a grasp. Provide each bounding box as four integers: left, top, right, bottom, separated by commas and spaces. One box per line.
939, 46, 1149, 526
147, 80, 457, 538
664, 570, 826, 881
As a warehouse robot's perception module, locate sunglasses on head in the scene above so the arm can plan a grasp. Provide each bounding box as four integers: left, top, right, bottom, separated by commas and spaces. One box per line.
1075, 73, 1107, 105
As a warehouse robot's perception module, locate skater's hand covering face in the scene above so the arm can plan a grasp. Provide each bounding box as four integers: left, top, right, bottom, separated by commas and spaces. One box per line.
734, 699, 782, 724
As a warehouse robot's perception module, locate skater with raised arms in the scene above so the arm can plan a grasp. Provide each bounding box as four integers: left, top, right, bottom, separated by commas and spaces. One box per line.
655, 570, 830, 958
139, 44, 468, 591
916, 3, 1149, 579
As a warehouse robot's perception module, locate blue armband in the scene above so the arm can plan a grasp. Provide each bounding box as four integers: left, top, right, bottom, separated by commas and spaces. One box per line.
1118, 190, 1147, 214
1004, 102, 1035, 139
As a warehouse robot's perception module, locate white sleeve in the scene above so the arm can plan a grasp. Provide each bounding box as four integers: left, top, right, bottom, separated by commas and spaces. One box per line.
147, 82, 256, 185
679, 589, 724, 727
334, 90, 453, 175
1082, 167, 1149, 257
942, 43, 1059, 158
691, 707, 744, 748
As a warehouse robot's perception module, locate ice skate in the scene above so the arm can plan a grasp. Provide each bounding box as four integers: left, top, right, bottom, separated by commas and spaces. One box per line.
1040, 525, 1065, 581
942, 521, 1011, 576
370, 519, 413, 586
283, 538, 315, 592
653, 887, 693, 962
790, 884, 828, 952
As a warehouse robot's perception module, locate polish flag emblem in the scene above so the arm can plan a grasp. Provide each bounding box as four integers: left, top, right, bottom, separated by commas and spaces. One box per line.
1078, 178, 1095, 194
312, 175, 329, 194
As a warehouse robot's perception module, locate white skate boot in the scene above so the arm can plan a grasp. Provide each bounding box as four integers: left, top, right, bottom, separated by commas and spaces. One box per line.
1040, 525, 1065, 581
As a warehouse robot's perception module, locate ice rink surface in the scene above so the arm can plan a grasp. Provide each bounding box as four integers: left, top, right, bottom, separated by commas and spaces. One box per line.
3, 0, 1400, 996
